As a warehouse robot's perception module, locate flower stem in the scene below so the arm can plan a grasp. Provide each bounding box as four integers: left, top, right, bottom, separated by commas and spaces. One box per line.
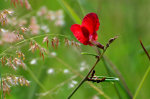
68, 56, 100, 99
68, 47, 107, 99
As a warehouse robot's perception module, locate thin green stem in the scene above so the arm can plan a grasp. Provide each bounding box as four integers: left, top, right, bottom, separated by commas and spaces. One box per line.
133, 66, 150, 99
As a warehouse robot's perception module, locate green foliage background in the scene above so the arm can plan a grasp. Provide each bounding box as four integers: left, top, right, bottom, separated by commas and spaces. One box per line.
0, 0, 150, 99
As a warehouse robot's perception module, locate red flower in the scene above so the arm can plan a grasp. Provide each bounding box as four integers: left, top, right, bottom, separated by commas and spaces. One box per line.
70, 13, 102, 47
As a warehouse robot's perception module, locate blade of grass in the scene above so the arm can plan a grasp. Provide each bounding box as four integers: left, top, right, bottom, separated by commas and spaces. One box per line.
133, 40, 150, 99
133, 66, 150, 99
0, 63, 4, 99
76, 0, 85, 15
27, 67, 46, 91
56, 0, 81, 24
102, 57, 133, 99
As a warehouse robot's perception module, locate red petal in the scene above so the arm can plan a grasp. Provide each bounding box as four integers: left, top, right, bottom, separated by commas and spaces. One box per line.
81, 13, 100, 34
70, 24, 89, 45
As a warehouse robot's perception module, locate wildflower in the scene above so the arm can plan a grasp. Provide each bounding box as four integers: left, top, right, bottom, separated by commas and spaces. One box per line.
70, 13, 104, 49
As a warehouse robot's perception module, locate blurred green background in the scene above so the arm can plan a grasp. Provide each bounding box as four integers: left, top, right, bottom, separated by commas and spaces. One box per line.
0, 0, 150, 99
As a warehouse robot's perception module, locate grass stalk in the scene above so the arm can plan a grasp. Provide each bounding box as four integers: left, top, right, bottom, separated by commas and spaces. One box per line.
133, 66, 150, 99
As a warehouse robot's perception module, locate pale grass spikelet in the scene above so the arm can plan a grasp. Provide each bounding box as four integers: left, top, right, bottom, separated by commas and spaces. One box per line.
11, 0, 31, 10
79, 61, 89, 72
68, 80, 78, 88
63, 69, 69, 74
13, 58, 26, 69
47, 68, 54, 74
43, 36, 49, 47
19, 19, 27, 26
55, 10, 64, 20
6, 57, 17, 70
7, 17, 17, 26
0, 75, 30, 98
29, 42, 40, 53
54, 10, 65, 26
40, 47, 46, 60
37, 7, 65, 27
1, 56, 6, 66
50, 52, 57, 57
30, 59, 37, 65
29, 42, 39, 53
29, 16, 40, 35
64, 38, 81, 49
41, 25, 50, 33
0, 29, 24, 43
20, 27, 29, 33
0, 9, 14, 25
55, 19, 65, 26
5, 75, 30, 86
72, 80, 78, 85
29, 41, 47, 60
47, 11, 56, 21
16, 33, 24, 40
7, 17, 27, 26
92, 95, 100, 99
24, 0, 31, 10
4, 56, 26, 70
37, 6, 47, 16
51, 37, 59, 49
16, 50, 25, 60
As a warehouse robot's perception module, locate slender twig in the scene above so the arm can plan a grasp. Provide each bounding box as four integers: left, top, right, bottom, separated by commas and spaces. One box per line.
139, 40, 150, 60
133, 40, 150, 99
